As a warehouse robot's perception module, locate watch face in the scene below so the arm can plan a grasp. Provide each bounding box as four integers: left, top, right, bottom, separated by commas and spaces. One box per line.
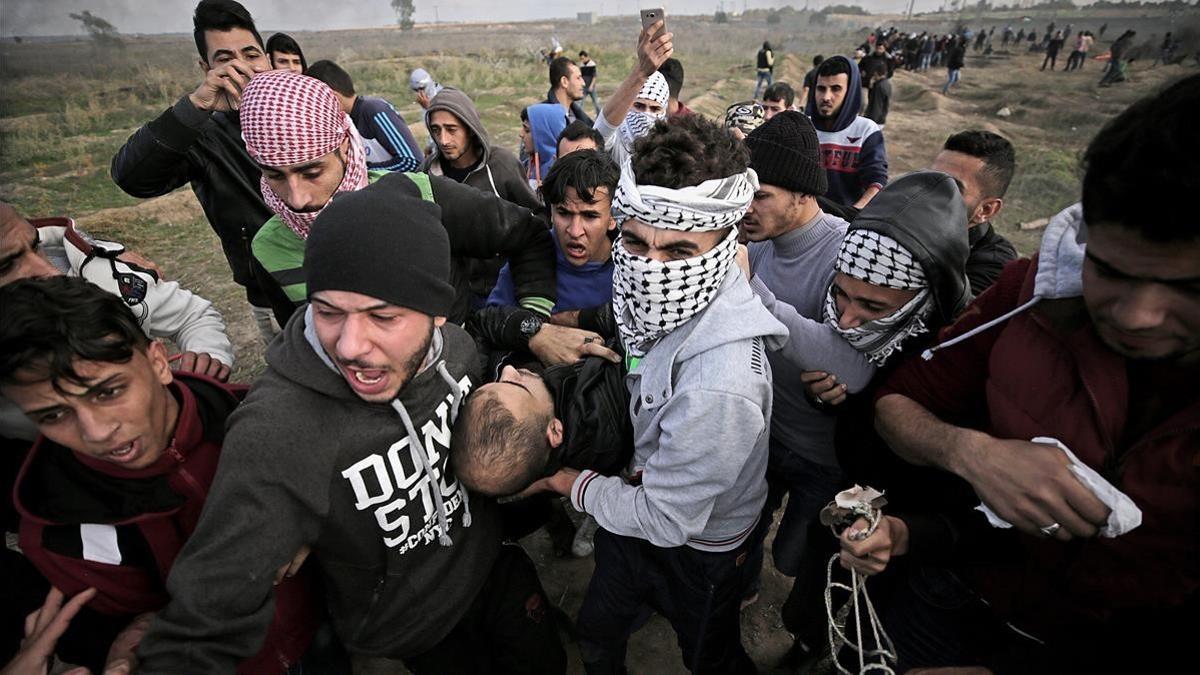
520, 316, 542, 337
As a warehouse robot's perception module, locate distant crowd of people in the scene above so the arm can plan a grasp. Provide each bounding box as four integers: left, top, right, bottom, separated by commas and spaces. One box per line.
3, 2, 1199, 674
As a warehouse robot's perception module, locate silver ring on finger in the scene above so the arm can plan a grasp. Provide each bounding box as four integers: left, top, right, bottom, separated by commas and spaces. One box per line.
1039, 522, 1061, 537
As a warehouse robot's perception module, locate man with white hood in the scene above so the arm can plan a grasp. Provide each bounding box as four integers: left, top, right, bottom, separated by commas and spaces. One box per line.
593, 21, 675, 168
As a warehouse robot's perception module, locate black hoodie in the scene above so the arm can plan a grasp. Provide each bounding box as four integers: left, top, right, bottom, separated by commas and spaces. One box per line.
137, 311, 501, 670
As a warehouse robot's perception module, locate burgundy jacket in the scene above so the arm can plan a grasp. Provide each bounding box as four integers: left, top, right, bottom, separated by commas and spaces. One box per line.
879, 257, 1200, 640
14, 373, 317, 673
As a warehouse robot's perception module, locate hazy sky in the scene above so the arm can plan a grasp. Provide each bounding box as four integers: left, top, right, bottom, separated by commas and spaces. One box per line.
2, 0, 957, 37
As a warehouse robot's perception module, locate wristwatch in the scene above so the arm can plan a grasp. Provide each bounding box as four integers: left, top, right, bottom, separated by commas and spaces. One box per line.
518, 314, 545, 342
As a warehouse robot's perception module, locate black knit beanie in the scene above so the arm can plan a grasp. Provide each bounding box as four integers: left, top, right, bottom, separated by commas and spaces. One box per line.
305, 172, 454, 317
745, 110, 828, 197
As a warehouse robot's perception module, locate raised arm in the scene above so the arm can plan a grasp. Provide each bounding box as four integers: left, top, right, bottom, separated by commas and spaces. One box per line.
598, 22, 675, 129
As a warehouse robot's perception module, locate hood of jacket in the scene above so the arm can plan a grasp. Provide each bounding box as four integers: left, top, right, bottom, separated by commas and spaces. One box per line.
850, 170, 972, 328
805, 55, 864, 132
526, 103, 567, 181
422, 87, 492, 172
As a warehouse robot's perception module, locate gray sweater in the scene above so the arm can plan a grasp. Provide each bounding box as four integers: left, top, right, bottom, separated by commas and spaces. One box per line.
570, 267, 788, 551
747, 210, 873, 467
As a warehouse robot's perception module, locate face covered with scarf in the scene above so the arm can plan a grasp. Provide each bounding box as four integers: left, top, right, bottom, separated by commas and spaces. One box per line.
240, 70, 369, 239
824, 229, 934, 366
610, 160, 758, 355
618, 71, 671, 152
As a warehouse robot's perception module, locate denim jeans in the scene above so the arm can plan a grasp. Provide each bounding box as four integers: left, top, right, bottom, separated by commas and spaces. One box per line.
754, 71, 772, 98
584, 87, 601, 116
943, 68, 961, 94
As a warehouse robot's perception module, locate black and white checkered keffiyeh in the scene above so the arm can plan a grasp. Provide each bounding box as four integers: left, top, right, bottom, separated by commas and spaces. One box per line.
610, 162, 756, 354
825, 229, 933, 366
613, 228, 740, 355
836, 229, 927, 290
618, 72, 670, 152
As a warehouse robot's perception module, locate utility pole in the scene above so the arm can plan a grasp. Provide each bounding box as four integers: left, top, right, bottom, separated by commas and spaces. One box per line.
906, 0, 916, 20
433, 5, 439, 24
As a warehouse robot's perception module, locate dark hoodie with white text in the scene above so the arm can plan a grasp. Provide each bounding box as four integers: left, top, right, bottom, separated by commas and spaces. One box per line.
137, 311, 501, 670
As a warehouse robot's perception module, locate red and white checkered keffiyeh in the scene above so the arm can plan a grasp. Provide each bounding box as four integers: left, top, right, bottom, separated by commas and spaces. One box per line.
240, 70, 368, 239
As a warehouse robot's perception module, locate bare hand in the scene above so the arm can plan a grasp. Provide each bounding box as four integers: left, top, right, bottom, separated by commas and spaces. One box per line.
101, 612, 153, 675
838, 516, 908, 576
729, 127, 746, 141
528, 324, 619, 366
636, 21, 674, 77
189, 59, 261, 112
734, 244, 750, 279
518, 468, 581, 499
3, 587, 96, 675
960, 438, 1110, 541
549, 309, 582, 328
173, 351, 232, 381
274, 545, 311, 585
800, 370, 848, 407
117, 249, 164, 279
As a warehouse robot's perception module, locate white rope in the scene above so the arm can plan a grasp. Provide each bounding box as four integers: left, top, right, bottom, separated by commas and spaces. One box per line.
823, 499, 898, 675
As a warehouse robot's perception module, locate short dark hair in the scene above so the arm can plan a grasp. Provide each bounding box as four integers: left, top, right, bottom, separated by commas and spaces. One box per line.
1081, 74, 1200, 242
266, 32, 307, 72
812, 54, 825, 67
762, 82, 795, 106
306, 60, 356, 97
632, 114, 750, 189
816, 57, 852, 80
549, 56, 576, 91
541, 149, 619, 209
942, 130, 1016, 198
579, 50, 589, 58
0, 276, 149, 390
658, 58, 685, 99
451, 390, 552, 497
557, 120, 605, 154
192, 0, 262, 63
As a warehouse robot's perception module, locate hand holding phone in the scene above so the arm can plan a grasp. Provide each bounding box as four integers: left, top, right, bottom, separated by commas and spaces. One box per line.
640, 8, 666, 41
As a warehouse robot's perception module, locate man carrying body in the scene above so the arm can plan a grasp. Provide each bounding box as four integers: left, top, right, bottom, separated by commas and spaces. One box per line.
111, 0, 290, 332
806, 57, 888, 209
136, 176, 566, 673
930, 130, 1018, 294
546, 56, 593, 126
0, 276, 314, 674
238, 70, 556, 323
864, 73, 1200, 673
307, 60, 423, 174
531, 114, 787, 673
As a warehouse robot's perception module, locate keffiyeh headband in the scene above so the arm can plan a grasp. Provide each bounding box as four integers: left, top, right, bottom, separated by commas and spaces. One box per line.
724, 100, 765, 135
241, 70, 369, 239
610, 163, 756, 354
611, 160, 759, 232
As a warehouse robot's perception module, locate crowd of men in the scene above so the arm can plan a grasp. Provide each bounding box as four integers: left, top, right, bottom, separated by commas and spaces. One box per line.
2, 1, 1197, 674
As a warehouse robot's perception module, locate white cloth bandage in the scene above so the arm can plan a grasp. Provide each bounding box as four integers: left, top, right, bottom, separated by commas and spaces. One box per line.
612, 228, 739, 355
611, 161, 759, 232
976, 437, 1143, 538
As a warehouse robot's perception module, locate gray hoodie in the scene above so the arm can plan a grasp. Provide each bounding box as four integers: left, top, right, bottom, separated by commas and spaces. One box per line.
420, 87, 540, 210
570, 268, 788, 551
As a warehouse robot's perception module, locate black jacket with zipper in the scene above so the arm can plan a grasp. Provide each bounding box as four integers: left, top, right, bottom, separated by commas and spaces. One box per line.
111, 95, 291, 317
